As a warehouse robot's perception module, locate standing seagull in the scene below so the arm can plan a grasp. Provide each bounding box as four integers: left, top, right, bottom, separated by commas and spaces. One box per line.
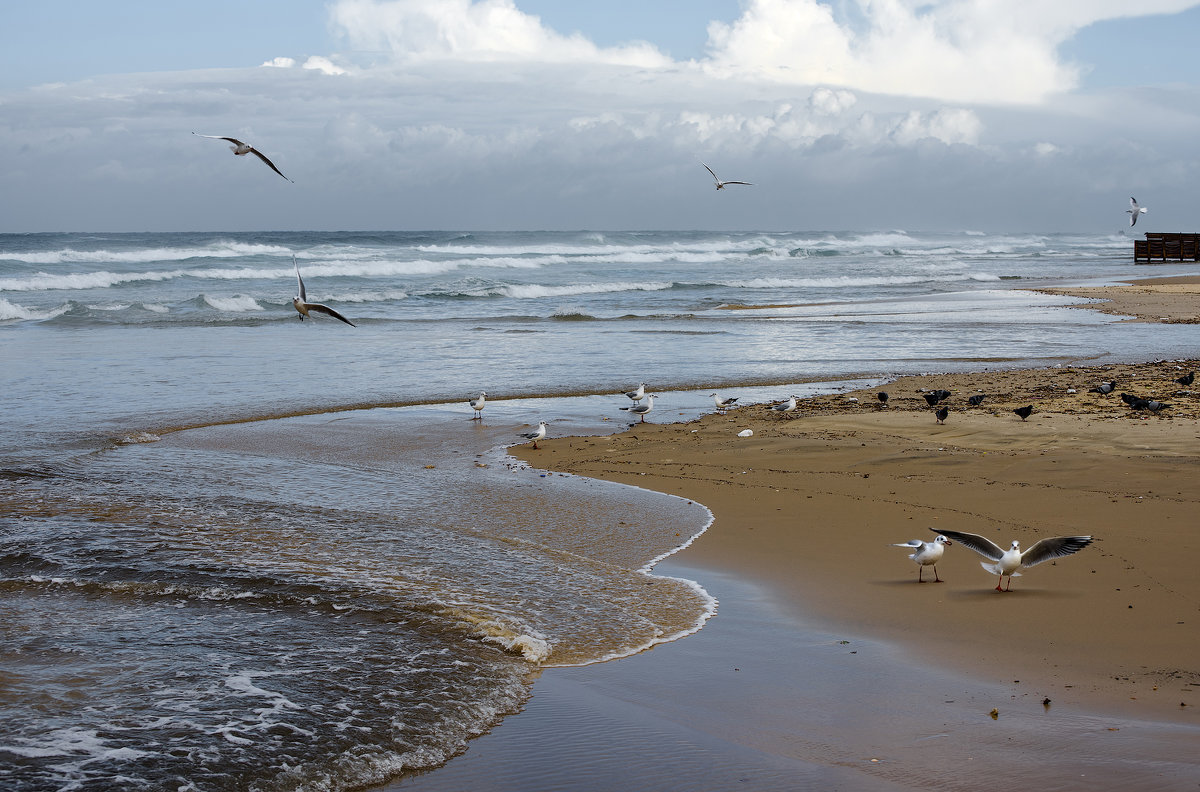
624, 383, 646, 402
193, 133, 293, 182
469, 392, 487, 420
292, 257, 355, 326
702, 163, 752, 190
519, 421, 547, 449
892, 534, 953, 583
1127, 196, 1148, 227
620, 394, 656, 422
711, 393, 739, 413
769, 395, 799, 415
932, 528, 1093, 592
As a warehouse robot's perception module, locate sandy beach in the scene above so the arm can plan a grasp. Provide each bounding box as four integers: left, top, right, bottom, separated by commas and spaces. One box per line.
395, 276, 1200, 790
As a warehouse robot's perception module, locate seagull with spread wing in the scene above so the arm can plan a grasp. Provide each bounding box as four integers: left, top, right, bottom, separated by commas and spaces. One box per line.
703, 163, 752, 190
194, 133, 293, 182
932, 528, 1093, 591
292, 257, 355, 327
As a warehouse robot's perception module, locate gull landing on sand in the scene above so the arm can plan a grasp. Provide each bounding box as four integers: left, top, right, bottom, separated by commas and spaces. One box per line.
292, 257, 355, 326
892, 535, 952, 583
469, 392, 486, 420
932, 528, 1093, 592
519, 421, 547, 449
193, 133, 293, 182
703, 163, 752, 190
1127, 196, 1147, 227
620, 394, 656, 422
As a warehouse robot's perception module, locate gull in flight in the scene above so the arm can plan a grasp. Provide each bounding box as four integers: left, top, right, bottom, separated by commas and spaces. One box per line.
769, 395, 798, 414
469, 392, 487, 420
932, 528, 1093, 592
1127, 196, 1147, 227
193, 133, 293, 182
703, 163, 752, 190
292, 257, 355, 326
620, 394, 656, 422
624, 382, 646, 402
519, 421, 547, 449
892, 534, 952, 583
711, 393, 739, 412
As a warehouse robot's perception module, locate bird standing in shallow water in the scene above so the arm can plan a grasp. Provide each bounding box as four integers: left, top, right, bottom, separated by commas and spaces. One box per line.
469, 392, 486, 420
193, 133, 293, 182
292, 257, 355, 326
892, 535, 952, 582
931, 528, 1093, 591
623, 383, 646, 402
620, 394, 656, 422
711, 393, 738, 413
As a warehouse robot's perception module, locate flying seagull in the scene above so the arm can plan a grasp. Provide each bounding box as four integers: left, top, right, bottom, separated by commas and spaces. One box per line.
292, 257, 355, 326
703, 163, 752, 190
892, 534, 953, 583
193, 133, 293, 182
932, 528, 1093, 592
624, 383, 646, 402
469, 392, 487, 420
711, 393, 739, 412
519, 421, 547, 449
620, 393, 656, 422
1127, 196, 1147, 227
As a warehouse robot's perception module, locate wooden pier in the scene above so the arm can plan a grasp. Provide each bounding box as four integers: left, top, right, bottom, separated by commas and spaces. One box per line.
1134, 232, 1200, 263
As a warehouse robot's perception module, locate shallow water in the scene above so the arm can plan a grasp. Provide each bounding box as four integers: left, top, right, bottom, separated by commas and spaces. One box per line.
3, 229, 1199, 789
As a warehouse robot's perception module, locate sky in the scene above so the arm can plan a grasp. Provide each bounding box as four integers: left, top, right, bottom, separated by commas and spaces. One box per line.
3, 0, 1200, 233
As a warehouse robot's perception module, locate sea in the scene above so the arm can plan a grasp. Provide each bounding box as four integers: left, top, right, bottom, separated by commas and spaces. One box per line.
2, 229, 1198, 791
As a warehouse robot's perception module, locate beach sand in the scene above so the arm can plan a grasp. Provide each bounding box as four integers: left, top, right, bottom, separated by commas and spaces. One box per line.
392, 279, 1200, 790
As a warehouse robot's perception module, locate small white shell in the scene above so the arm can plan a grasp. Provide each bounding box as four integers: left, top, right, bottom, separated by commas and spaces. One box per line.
737, 429, 754, 437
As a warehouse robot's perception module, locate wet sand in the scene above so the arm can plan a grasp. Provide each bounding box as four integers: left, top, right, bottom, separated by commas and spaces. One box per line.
392, 279, 1200, 790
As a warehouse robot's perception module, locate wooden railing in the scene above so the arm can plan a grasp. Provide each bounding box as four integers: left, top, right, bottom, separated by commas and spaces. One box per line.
1134, 233, 1200, 262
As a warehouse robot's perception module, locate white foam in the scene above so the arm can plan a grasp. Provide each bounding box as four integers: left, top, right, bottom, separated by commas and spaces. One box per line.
501, 281, 673, 299
203, 294, 263, 312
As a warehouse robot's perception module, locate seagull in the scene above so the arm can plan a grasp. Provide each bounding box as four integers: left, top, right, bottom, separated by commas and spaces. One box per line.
1127, 196, 1148, 227
932, 528, 1093, 591
769, 395, 799, 414
624, 383, 646, 402
469, 392, 487, 420
292, 257, 355, 326
711, 393, 739, 412
620, 394, 656, 422
193, 133, 293, 182
892, 535, 953, 583
1089, 381, 1115, 396
968, 394, 986, 406
702, 163, 752, 190
1175, 371, 1194, 386
1013, 405, 1033, 421
935, 406, 949, 424
519, 421, 547, 449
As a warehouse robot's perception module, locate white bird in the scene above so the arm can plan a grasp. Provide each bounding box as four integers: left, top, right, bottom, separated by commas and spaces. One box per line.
519, 421, 547, 449
892, 535, 952, 583
193, 133, 293, 182
703, 163, 752, 190
469, 392, 487, 420
932, 528, 1093, 592
292, 257, 355, 326
769, 395, 799, 414
620, 394, 656, 422
1127, 196, 1148, 227
711, 393, 739, 412
624, 383, 646, 402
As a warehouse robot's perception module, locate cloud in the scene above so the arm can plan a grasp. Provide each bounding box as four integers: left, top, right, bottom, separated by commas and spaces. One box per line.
702, 0, 1200, 104
330, 0, 670, 67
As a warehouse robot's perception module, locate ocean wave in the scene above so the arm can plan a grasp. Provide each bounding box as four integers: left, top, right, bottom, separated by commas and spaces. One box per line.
0, 240, 293, 266
502, 281, 673, 299
203, 294, 263, 312
0, 297, 69, 321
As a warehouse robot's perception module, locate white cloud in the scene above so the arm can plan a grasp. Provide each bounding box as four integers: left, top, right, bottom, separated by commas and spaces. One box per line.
302, 56, 348, 76
261, 57, 297, 69
330, 0, 670, 67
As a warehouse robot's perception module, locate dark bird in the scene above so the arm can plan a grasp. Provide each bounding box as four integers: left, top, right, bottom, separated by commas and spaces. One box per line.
935, 406, 949, 424
892, 535, 952, 583
1119, 392, 1138, 405
932, 528, 1093, 592
292, 257, 355, 326
968, 394, 986, 406
1175, 371, 1194, 386
194, 133, 293, 182
877, 391, 889, 405
934, 389, 952, 401
1013, 405, 1033, 421
1131, 398, 1169, 412
924, 393, 940, 407
702, 163, 752, 190
1089, 381, 1115, 396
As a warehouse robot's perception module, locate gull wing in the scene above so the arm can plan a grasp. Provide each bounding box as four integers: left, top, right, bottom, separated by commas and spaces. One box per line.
307, 303, 356, 327
193, 133, 243, 145
249, 147, 293, 182
931, 528, 1005, 562
293, 256, 306, 302
702, 163, 720, 184
1020, 536, 1092, 568
722, 180, 753, 186
892, 540, 924, 548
